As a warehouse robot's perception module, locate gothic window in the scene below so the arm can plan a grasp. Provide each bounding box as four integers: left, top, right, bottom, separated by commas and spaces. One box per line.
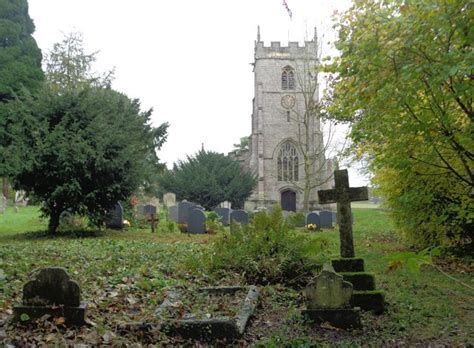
277, 142, 299, 181
281, 66, 295, 90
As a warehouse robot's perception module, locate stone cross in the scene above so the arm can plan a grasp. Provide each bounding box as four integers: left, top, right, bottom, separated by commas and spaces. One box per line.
318, 169, 368, 258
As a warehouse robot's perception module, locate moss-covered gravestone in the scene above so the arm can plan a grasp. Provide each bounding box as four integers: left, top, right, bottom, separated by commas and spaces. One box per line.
302, 263, 361, 329
318, 169, 385, 314
13, 267, 87, 325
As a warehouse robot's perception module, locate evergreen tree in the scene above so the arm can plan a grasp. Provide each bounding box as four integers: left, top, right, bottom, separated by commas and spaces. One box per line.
0, 0, 44, 197
158, 150, 257, 210
10, 33, 168, 233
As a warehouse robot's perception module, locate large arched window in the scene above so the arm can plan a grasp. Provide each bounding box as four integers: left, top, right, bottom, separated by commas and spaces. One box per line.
277, 142, 299, 181
281, 66, 295, 90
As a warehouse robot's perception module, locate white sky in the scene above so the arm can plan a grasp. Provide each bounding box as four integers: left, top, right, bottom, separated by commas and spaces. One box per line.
27, 0, 368, 186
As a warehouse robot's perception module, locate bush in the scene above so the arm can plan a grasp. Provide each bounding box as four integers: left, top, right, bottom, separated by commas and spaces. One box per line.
198, 205, 331, 285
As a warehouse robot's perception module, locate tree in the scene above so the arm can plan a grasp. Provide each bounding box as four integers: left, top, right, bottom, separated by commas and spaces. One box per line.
158, 150, 257, 210
328, 0, 473, 250
0, 0, 44, 198
10, 34, 168, 233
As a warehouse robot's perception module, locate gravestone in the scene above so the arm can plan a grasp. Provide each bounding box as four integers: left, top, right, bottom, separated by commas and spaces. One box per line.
0, 194, 6, 214
147, 197, 160, 208
230, 210, 249, 225
214, 207, 231, 226
169, 206, 179, 222
188, 209, 206, 234
144, 204, 157, 220
163, 192, 176, 208
220, 201, 232, 209
305, 212, 321, 231
137, 204, 145, 217
13, 267, 87, 325
318, 169, 368, 257
302, 263, 361, 329
178, 200, 196, 224
319, 210, 334, 229
106, 203, 124, 229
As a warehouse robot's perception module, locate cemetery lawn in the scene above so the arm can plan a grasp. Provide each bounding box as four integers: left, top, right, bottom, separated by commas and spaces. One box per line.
1, 207, 473, 346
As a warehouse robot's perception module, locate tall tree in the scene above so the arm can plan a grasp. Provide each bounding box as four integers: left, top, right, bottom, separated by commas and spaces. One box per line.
158, 150, 257, 210
10, 33, 168, 233
0, 0, 44, 198
328, 0, 473, 250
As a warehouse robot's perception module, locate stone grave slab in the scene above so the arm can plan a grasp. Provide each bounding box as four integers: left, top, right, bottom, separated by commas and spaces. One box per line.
13, 267, 87, 325
305, 212, 321, 231
188, 209, 206, 234
156, 286, 259, 340
319, 210, 334, 229
105, 202, 123, 229
144, 204, 157, 220
214, 207, 231, 226
302, 263, 361, 329
169, 206, 178, 222
178, 200, 196, 224
163, 192, 176, 208
230, 210, 249, 225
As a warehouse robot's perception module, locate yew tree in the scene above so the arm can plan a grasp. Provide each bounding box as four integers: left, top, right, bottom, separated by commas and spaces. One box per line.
158, 150, 257, 210
0, 0, 44, 197
328, 0, 473, 250
10, 33, 168, 233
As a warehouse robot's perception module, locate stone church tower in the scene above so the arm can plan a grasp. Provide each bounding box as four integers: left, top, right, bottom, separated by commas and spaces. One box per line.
235, 28, 334, 212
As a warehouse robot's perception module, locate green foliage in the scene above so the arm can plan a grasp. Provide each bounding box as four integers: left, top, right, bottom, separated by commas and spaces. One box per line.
205, 211, 224, 234
7, 34, 169, 234
328, 0, 473, 252
0, 0, 44, 178
199, 205, 330, 285
158, 150, 257, 209
286, 211, 306, 228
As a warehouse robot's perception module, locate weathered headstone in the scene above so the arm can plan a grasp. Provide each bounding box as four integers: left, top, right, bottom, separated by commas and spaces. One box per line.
143, 204, 157, 220
163, 192, 176, 208
188, 209, 206, 234
169, 206, 179, 222
13, 267, 87, 325
319, 210, 334, 229
178, 200, 196, 224
305, 212, 321, 231
0, 194, 6, 214
230, 210, 249, 225
318, 169, 368, 257
144, 204, 158, 232
147, 197, 160, 208
137, 204, 145, 217
302, 263, 361, 329
106, 203, 124, 229
220, 201, 232, 209
214, 207, 231, 226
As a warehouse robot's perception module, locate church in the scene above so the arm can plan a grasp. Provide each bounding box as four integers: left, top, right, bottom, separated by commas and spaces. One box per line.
231, 28, 335, 212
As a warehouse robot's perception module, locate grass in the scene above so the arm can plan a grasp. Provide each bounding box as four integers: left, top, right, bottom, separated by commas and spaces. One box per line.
0, 206, 472, 346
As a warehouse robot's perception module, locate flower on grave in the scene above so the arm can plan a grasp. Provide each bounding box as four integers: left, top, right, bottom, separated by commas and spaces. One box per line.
306, 223, 317, 230
123, 219, 131, 227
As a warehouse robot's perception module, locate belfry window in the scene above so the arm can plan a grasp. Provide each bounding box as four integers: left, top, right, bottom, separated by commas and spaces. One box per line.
277, 142, 299, 181
281, 66, 295, 90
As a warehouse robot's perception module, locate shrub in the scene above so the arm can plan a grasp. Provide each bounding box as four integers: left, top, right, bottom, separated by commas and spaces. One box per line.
198, 205, 331, 285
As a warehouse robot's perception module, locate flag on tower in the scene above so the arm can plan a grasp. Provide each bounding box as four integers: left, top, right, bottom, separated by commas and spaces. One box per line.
282, 0, 292, 19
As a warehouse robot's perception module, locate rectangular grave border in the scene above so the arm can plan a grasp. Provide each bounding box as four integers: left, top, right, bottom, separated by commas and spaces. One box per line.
156, 285, 259, 340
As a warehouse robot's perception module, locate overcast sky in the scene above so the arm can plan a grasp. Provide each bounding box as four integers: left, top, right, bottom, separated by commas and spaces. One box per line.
27, 0, 368, 185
